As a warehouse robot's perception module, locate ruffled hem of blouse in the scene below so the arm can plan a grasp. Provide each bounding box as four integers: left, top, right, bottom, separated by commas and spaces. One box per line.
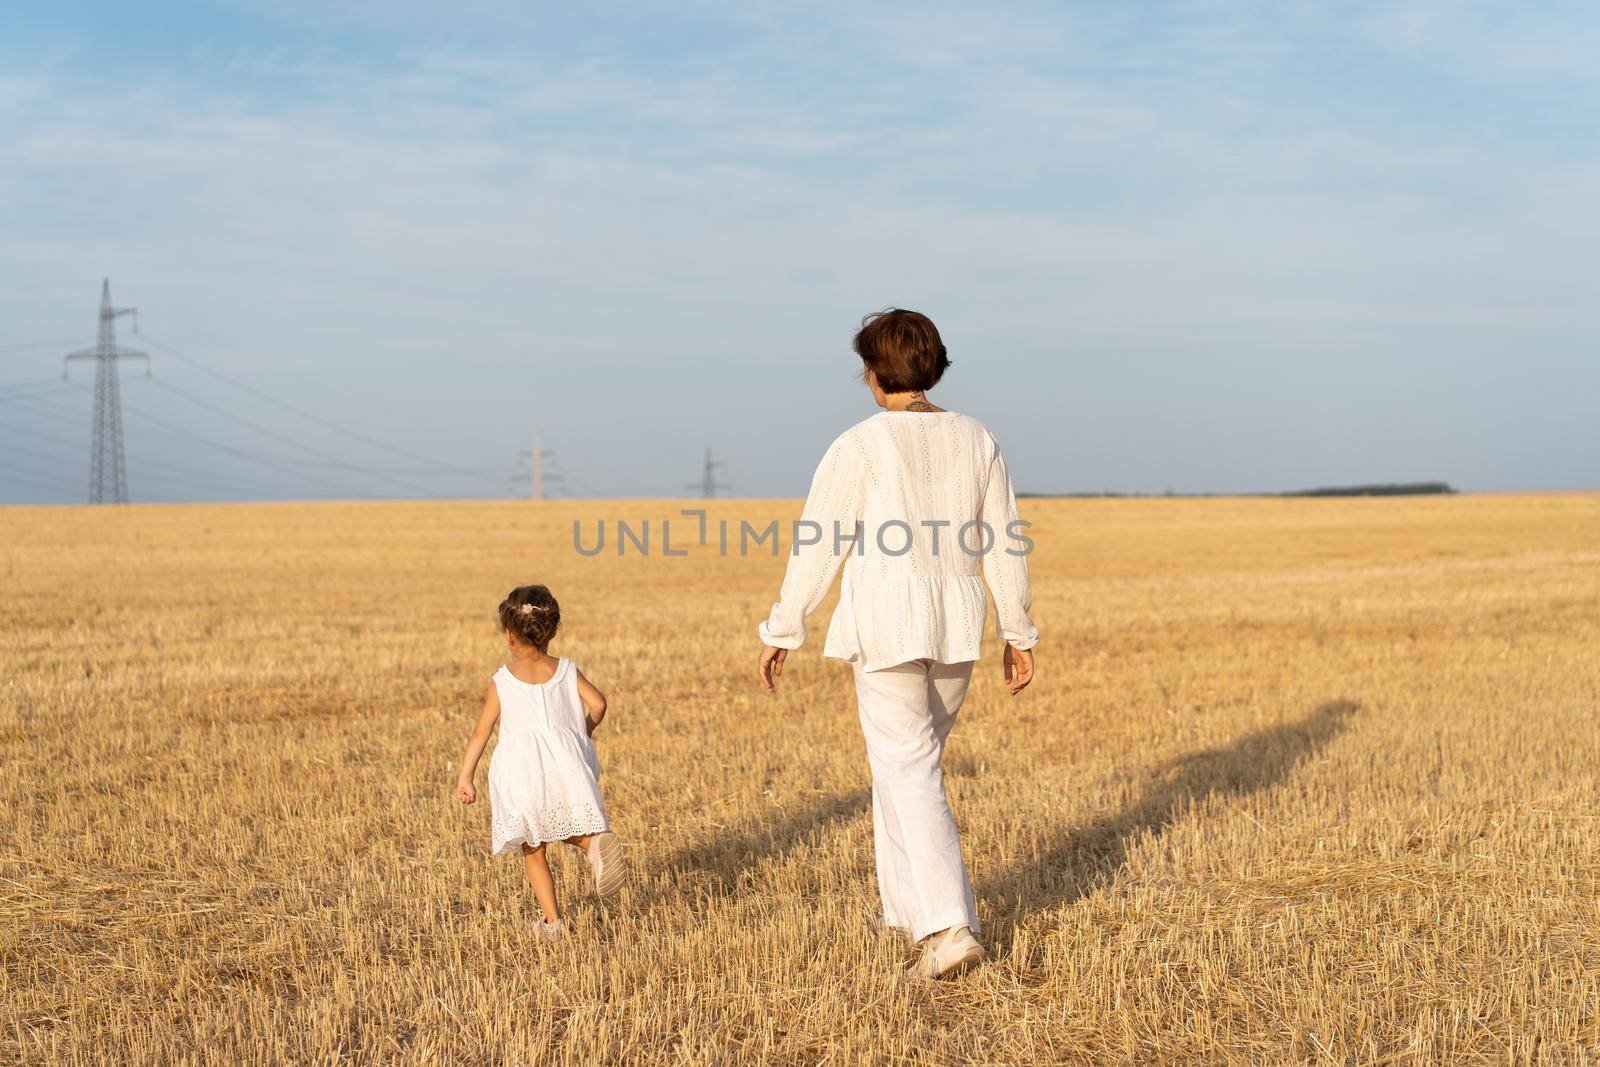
822, 574, 989, 671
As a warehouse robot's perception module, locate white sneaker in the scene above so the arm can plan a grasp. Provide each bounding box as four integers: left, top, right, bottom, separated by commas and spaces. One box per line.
534, 917, 566, 942
909, 925, 984, 980
586, 832, 626, 897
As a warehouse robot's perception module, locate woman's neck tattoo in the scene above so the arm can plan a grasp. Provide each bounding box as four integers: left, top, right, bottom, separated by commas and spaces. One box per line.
906, 395, 937, 412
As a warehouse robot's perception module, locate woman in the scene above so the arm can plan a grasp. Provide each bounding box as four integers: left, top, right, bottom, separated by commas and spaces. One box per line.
757, 308, 1038, 980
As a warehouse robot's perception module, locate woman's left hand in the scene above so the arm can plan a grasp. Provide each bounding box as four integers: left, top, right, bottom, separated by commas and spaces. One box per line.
1004, 646, 1035, 696
759, 645, 788, 693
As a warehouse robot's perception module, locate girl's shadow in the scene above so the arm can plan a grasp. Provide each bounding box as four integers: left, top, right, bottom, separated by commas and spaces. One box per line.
977, 699, 1359, 941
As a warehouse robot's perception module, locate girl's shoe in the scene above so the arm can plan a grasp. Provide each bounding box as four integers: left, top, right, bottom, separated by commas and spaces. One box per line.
534, 917, 566, 942
909, 925, 984, 980
586, 832, 627, 897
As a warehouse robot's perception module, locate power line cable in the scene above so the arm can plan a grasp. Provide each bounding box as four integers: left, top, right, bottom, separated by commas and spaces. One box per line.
146, 376, 445, 497
0, 480, 77, 500
0, 440, 258, 502
133, 457, 290, 499
0, 438, 82, 475
0, 408, 290, 495
0, 428, 295, 500
545, 456, 583, 498
0, 336, 91, 354
140, 334, 507, 487
5, 345, 510, 502
0, 460, 81, 498
118, 398, 380, 499
0, 382, 87, 410
0, 418, 84, 453
8, 381, 487, 483
0, 382, 79, 403
125, 468, 276, 501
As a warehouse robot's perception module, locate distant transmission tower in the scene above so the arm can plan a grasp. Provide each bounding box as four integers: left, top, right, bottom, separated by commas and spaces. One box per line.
63, 279, 149, 504
512, 426, 563, 499
688, 446, 732, 498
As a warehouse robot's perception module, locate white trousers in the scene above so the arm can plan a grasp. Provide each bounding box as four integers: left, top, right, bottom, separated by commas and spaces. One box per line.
852, 658, 978, 941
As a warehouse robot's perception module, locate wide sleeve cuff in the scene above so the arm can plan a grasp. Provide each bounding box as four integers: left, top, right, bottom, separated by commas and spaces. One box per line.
758, 619, 805, 650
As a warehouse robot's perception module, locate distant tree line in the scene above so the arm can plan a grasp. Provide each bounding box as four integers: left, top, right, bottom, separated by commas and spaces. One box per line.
1282, 482, 1457, 498
1018, 482, 1458, 499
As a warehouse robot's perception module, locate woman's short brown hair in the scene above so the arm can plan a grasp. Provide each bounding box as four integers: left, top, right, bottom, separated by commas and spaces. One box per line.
853, 308, 950, 394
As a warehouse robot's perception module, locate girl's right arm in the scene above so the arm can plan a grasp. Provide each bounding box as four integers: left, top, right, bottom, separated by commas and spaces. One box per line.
455, 683, 501, 804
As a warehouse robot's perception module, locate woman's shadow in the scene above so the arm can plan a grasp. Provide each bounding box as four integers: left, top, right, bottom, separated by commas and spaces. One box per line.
977, 699, 1359, 942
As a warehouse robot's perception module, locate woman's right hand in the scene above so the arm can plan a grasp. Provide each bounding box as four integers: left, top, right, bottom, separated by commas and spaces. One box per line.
456, 781, 476, 805
1003, 646, 1034, 696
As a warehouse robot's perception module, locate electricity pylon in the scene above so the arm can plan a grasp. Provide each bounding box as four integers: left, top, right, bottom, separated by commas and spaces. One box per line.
512, 426, 563, 499
688, 446, 731, 498
64, 279, 149, 503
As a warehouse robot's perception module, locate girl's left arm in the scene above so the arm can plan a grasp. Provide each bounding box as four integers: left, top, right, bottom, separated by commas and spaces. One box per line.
576, 670, 608, 736
455, 683, 501, 804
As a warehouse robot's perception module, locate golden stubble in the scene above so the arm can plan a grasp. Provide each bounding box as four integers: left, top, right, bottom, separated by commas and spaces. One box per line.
2, 493, 1597, 1063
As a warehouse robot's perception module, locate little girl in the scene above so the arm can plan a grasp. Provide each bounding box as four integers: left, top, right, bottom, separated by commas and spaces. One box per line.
455, 584, 625, 939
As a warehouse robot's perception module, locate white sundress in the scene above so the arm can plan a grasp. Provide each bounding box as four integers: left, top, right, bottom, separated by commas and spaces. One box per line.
487, 658, 610, 855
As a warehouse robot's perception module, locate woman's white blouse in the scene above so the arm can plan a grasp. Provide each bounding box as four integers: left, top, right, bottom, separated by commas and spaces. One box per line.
758, 411, 1039, 672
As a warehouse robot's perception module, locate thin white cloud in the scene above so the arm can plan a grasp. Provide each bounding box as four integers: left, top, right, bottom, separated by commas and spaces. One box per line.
2, 2, 1597, 500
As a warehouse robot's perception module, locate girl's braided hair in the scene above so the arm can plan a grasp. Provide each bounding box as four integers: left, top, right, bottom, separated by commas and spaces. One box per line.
498, 584, 561, 650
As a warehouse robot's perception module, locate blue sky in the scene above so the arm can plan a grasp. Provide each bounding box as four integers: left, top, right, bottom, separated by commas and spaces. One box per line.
1, 1, 1597, 502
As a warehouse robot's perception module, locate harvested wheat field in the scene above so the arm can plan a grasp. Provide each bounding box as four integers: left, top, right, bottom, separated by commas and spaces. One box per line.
2, 492, 1598, 1063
